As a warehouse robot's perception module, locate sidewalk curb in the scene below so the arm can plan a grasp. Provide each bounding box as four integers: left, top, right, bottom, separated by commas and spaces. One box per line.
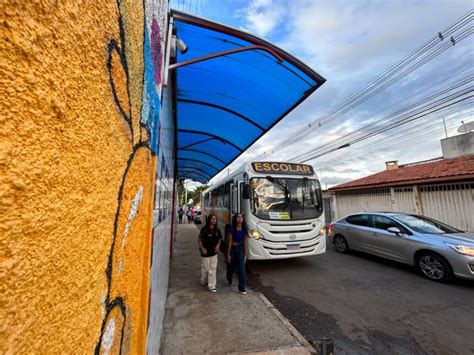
256, 292, 316, 354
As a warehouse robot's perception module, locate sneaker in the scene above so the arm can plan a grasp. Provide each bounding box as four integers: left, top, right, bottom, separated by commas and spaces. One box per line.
238, 290, 247, 295
209, 288, 217, 293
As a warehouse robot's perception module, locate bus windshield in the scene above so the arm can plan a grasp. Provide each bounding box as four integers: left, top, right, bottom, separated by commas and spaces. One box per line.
250, 177, 323, 221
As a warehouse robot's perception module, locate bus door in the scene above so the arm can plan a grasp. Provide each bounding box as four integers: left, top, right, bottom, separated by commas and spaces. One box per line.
239, 180, 248, 216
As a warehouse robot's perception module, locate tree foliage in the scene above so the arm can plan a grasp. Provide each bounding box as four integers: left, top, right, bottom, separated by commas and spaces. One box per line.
177, 181, 208, 206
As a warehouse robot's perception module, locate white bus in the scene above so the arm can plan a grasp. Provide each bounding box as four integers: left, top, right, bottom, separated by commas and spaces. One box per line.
202, 161, 326, 260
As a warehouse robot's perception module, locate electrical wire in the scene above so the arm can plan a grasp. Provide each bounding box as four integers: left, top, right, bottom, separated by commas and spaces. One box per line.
299, 93, 472, 163
281, 14, 473, 147
290, 77, 473, 161
315, 108, 473, 168
263, 10, 473, 157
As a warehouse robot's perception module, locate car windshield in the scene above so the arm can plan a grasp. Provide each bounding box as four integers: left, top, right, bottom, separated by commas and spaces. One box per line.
250, 177, 323, 220
392, 214, 462, 234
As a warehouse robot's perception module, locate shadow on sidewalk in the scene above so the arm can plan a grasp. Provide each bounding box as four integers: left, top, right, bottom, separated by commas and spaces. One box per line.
160, 223, 312, 354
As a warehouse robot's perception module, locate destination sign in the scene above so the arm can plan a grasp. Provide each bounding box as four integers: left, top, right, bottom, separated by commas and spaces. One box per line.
251, 162, 314, 176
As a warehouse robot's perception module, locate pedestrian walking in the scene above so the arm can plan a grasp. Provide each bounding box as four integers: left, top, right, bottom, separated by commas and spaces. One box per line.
198, 214, 221, 293
226, 213, 249, 294
178, 207, 184, 224
186, 208, 192, 223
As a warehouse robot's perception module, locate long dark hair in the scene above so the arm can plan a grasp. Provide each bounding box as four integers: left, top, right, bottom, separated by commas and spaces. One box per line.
231, 213, 247, 233
203, 214, 218, 232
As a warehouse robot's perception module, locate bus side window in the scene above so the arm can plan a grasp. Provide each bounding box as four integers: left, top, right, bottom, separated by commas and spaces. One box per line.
211, 190, 218, 207
224, 182, 231, 208
216, 185, 225, 207
232, 185, 238, 214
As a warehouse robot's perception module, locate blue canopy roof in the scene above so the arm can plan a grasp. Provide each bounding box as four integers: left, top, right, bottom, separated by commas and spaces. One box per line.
171, 10, 326, 183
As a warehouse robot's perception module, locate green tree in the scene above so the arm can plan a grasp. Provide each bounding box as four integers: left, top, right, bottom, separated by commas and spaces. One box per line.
187, 185, 208, 206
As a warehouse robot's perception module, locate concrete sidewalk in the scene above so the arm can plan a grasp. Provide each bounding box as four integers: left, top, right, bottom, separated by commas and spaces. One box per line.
160, 223, 314, 355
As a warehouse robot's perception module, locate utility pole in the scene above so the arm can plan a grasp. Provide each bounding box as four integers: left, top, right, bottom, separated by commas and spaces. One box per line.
184, 180, 188, 206
442, 117, 448, 138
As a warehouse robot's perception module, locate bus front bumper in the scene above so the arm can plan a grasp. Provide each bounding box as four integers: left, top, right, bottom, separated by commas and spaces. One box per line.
248, 234, 326, 260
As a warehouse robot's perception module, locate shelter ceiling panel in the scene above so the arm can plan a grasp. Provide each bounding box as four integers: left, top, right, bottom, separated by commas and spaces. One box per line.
177, 101, 262, 147
178, 149, 227, 168
177, 158, 219, 177
172, 11, 326, 183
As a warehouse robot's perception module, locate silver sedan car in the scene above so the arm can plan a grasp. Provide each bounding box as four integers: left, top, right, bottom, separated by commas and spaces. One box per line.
328, 212, 474, 282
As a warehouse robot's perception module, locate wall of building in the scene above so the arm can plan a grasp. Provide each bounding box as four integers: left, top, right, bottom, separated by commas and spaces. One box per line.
147, 56, 175, 354
1, 0, 172, 353
441, 132, 474, 159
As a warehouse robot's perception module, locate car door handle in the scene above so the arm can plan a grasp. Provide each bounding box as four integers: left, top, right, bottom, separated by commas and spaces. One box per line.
371, 232, 378, 236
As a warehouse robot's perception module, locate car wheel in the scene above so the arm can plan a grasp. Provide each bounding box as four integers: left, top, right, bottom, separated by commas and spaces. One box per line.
416, 252, 453, 282
334, 235, 349, 254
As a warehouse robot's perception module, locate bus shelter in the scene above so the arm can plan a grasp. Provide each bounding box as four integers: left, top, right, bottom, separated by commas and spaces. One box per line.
170, 11, 326, 183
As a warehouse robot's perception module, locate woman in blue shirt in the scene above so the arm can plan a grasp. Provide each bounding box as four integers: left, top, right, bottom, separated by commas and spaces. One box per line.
226, 213, 249, 294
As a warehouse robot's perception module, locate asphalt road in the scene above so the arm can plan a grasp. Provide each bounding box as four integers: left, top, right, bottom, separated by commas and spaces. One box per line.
247, 239, 474, 355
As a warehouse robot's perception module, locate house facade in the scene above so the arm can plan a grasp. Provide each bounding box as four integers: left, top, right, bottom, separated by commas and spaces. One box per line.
329, 153, 474, 232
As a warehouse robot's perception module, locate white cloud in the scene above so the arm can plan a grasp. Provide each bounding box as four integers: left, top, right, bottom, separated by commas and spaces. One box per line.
194, 0, 473, 186
239, 0, 286, 37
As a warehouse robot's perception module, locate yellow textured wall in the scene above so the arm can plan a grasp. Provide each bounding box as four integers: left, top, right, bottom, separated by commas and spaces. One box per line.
0, 0, 156, 353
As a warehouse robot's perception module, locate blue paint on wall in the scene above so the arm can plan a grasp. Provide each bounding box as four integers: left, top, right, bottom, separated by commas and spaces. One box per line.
141, 25, 161, 155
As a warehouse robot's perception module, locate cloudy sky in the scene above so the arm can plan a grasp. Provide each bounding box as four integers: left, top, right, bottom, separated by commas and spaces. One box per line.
171, 0, 473, 190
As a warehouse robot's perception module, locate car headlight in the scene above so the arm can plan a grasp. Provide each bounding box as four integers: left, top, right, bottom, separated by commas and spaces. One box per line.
445, 243, 474, 256
248, 226, 261, 240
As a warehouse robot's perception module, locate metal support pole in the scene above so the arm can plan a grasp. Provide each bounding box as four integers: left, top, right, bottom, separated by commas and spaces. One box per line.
168, 45, 283, 71
442, 117, 448, 138
184, 180, 188, 205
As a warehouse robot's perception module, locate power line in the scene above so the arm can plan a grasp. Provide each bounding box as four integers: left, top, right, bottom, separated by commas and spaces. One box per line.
316, 109, 472, 168
315, 107, 473, 168
301, 78, 473, 164
316, 119, 464, 178
290, 77, 473, 162
264, 10, 473, 157
317, 117, 468, 174
299, 93, 472, 163
285, 12, 473, 146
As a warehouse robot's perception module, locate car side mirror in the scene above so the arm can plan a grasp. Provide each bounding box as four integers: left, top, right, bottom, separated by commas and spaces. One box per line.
242, 183, 250, 199
387, 227, 402, 236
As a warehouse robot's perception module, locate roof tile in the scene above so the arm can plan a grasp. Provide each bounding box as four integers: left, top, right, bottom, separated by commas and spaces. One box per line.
330, 155, 474, 190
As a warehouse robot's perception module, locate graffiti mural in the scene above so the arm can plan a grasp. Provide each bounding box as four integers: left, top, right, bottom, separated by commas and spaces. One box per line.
96, 0, 170, 353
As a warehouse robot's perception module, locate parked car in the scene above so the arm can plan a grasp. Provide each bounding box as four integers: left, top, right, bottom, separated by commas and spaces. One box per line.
328, 212, 474, 282
193, 209, 202, 224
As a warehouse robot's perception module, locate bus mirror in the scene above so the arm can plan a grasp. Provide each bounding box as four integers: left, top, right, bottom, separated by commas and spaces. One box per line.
242, 183, 250, 199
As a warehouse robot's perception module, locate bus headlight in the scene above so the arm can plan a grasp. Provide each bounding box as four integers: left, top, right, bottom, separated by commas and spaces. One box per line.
248, 226, 261, 240
320, 227, 326, 236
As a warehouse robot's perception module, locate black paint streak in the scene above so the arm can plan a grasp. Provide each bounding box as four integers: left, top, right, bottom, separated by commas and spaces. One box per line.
95, 297, 127, 355
107, 39, 132, 136
105, 141, 150, 302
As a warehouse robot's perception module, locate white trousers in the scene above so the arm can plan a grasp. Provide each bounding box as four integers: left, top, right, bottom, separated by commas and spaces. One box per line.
200, 255, 218, 289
